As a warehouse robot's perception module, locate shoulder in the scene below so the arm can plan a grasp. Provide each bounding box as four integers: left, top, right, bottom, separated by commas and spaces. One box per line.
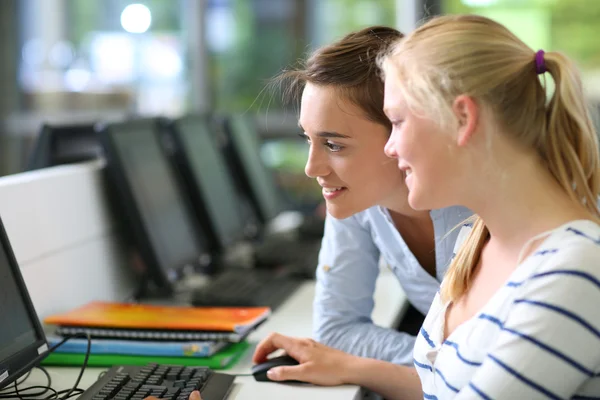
546, 220, 600, 266
527, 220, 600, 282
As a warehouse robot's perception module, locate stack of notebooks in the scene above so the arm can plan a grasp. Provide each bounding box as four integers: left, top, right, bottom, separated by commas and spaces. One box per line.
41, 301, 271, 369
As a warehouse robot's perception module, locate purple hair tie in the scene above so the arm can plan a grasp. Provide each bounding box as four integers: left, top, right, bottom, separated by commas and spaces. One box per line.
535, 50, 547, 75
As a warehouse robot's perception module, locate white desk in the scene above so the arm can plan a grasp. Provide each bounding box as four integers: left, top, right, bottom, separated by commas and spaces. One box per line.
32, 268, 407, 399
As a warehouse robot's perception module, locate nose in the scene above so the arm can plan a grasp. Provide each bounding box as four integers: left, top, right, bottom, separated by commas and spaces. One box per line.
304, 146, 330, 178
384, 130, 399, 159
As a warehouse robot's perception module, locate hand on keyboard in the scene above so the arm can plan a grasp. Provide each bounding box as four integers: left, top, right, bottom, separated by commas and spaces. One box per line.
145, 390, 201, 400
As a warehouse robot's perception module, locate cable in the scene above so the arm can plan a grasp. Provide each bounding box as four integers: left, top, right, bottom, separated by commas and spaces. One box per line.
15, 370, 31, 388
232, 373, 253, 377
0, 386, 58, 400
37, 367, 52, 391
57, 333, 91, 400
0, 370, 30, 394
0, 367, 54, 399
52, 388, 84, 399
14, 379, 20, 399
0, 334, 91, 400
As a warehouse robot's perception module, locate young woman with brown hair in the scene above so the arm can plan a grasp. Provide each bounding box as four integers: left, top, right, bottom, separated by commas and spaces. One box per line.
283, 25, 470, 366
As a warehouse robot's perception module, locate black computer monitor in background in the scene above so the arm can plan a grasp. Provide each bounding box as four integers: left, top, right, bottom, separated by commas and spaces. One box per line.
220, 115, 285, 225
96, 119, 210, 296
0, 216, 49, 390
159, 116, 258, 251
26, 123, 100, 171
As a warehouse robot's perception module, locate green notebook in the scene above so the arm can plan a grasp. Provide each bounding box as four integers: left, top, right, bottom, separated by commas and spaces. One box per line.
41, 341, 250, 370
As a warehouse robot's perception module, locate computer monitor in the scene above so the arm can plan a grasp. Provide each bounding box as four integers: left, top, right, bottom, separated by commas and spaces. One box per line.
159, 116, 256, 250
96, 119, 209, 295
0, 216, 49, 390
220, 115, 285, 224
26, 123, 100, 171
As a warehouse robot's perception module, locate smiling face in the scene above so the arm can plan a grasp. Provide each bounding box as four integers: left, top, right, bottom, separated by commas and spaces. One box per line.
382, 74, 462, 211
300, 83, 407, 219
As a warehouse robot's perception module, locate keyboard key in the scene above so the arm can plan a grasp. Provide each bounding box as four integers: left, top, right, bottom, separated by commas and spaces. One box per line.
140, 384, 168, 392
166, 372, 179, 381
172, 379, 187, 388
165, 388, 182, 398
78, 363, 233, 400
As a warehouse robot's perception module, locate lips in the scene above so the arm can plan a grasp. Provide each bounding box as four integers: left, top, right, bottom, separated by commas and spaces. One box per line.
398, 161, 410, 172
322, 187, 344, 194
320, 185, 348, 200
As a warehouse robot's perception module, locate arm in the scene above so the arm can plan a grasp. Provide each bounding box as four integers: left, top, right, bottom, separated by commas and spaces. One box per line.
455, 244, 600, 399
253, 333, 423, 400
313, 213, 415, 365
347, 358, 423, 400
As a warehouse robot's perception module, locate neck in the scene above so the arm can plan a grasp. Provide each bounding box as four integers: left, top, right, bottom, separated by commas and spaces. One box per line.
464, 152, 591, 256
382, 188, 430, 221
388, 207, 431, 222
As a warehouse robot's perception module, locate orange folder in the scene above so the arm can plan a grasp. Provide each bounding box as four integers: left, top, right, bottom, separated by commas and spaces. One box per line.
44, 301, 271, 333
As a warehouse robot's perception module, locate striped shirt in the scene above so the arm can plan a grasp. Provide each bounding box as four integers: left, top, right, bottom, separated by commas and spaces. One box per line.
413, 220, 600, 399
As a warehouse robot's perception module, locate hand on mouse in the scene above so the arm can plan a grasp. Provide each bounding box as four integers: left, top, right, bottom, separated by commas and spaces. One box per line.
144, 391, 201, 400
253, 332, 357, 386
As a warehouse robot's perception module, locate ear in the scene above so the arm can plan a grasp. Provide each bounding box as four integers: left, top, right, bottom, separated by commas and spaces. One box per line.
452, 95, 479, 147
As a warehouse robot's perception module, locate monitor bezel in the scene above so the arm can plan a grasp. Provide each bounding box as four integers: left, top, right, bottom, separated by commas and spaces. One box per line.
220, 115, 284, 224
0, 215, 49, 390
159, 115, 248, 251
26, 123, 99, 171
96, 118, 205, 295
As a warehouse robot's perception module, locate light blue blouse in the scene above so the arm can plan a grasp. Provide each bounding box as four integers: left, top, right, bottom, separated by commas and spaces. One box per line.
313, 205, 472, 365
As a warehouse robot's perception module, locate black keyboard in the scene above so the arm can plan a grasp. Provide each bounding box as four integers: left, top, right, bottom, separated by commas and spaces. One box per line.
190, 269, 302, 310
78, 363, 234, 400
253, 237, 321, 279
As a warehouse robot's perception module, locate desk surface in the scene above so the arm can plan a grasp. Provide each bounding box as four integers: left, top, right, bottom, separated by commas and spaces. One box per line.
29, 268, 407, 399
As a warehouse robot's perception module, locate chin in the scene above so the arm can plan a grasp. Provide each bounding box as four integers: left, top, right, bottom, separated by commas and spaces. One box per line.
325, 199, 368, 219
407, 191, 431, 211
326, 206, 355, 220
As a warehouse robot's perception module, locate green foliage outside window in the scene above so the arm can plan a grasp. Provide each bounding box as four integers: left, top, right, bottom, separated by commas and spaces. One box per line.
444, 0, 600, 69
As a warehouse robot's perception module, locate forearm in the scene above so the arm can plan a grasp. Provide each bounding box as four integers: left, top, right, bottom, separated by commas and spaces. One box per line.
315, 319, 415, 365
344, 357, 423, 400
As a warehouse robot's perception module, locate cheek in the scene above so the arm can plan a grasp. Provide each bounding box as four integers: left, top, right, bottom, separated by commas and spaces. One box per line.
394, 126, 418, 161
418, 142, 454, 187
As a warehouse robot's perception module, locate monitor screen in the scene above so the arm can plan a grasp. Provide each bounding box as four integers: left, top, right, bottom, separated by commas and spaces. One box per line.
176, 117, 246, 247
108, 121, 205, 283
0, 218, 48, 389
225, 116, 284, 222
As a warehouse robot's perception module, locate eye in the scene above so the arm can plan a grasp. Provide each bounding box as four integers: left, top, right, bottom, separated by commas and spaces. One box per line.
298, 132, 311, 145
326, 141, 344, 152
391, 119, 404, 128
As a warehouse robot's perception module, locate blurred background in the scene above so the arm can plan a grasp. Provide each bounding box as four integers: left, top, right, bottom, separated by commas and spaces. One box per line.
1, 0, 599, 207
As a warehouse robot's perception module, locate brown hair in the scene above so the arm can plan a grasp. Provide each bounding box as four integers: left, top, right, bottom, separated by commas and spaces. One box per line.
275, 26, 403, 129
380, 14, 600, 301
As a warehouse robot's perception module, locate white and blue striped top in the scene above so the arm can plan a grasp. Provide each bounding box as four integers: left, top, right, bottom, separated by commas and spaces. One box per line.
413, 219, 600, 399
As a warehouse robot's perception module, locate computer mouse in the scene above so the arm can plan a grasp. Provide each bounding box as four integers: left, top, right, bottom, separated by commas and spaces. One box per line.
251, 354, 302, 383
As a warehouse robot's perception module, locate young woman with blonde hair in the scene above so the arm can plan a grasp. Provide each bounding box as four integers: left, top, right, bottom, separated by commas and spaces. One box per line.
253, 14, 600, 399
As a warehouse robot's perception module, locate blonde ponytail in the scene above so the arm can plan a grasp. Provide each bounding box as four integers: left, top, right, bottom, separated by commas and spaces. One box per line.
543, 52, 600, 217
441, 217, 489, 301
